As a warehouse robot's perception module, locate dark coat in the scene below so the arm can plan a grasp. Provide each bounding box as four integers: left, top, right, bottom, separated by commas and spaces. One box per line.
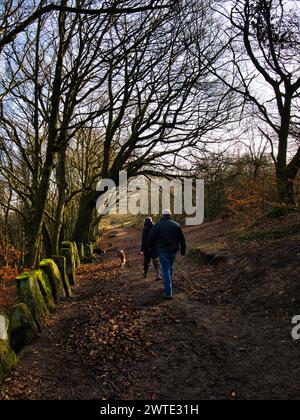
141, 219, 158, 259
148, 216, 187, 255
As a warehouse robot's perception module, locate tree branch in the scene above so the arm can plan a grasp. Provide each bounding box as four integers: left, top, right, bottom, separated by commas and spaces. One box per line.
0, 1, 176, 51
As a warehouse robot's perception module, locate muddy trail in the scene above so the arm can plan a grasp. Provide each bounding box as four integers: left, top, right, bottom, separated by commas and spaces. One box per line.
1, 218, 300, 400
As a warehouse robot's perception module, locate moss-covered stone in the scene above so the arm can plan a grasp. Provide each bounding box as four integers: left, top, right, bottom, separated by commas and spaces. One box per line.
35, 269, 56, 310
72, 242, 81, 268
84, 244, 93, 263
61, 241, 72, 249
39, 259, 66, 303
16, 272, 49, 330
60, 248, 76, 285
52, 256, 72, 298
60, 241, 80, 268
78, 243, 85, 263
0, 315, 19, 376
0, 341, 18, 377
8, 304, 39, 353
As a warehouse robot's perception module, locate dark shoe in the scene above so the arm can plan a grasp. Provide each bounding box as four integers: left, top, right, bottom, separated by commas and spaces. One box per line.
163, 295, 173, 300
144, 272, 148, 279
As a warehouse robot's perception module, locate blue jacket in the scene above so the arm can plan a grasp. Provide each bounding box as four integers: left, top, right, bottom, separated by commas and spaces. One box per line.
141, 219, 158, 259
148, 216, 187, 255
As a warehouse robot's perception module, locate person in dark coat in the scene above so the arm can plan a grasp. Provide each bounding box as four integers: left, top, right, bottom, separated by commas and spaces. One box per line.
140, 217, 160, 280
148, 210, 187, 299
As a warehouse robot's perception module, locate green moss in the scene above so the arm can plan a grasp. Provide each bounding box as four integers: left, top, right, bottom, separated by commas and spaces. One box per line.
59, 248, 76, 285
61, 241, 80, 268
61, 241, 73, 248
9, 303, 39, 353
0, 339, 18, 377
16, 271, 49, 330
52, 256, 72, 298
35, 269, 56, 310
72, 242, 81, 268
39, 259, 66, 303
77, 243, 84, 263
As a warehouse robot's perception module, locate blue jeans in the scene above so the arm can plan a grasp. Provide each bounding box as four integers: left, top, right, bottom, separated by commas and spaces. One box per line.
158, 252, 177, 297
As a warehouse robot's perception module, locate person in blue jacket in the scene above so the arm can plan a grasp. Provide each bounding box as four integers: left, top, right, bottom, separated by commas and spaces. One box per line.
140, 216, 161, 280
148, 210, 187, 299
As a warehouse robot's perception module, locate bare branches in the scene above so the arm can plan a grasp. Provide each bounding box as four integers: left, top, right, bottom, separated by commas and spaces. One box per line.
0, 0, 239, 257
215, 0, 300, 203
0, 0, 177, 51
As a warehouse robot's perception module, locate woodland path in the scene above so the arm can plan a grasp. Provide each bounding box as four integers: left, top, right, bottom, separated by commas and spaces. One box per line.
1, 222, 300, 400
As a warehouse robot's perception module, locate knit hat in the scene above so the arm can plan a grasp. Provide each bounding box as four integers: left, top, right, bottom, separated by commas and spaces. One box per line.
162, 209, 172, 216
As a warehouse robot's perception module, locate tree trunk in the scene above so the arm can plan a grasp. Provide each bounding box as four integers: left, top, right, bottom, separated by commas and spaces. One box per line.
72, 190, 101, 244
24, 151, 55, 267
276, 167, 296, 205
52, 146, 67, 255
42, 222, 52, 258
24, 4, 68, 267
276, 146, 300, 205
4, 189, 12, 265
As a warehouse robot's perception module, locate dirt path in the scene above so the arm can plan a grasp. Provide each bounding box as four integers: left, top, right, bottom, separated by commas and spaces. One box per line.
1, 222, 300, 400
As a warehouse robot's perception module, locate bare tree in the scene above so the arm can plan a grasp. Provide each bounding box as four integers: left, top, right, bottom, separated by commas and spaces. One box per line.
0, 0, 235, 263
71, 0, 236, 243
1, 1, 162, 264
0, 1, 185, 265
214, 0, 300, 204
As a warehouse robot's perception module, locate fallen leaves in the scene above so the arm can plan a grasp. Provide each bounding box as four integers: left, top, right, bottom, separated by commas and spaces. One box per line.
0, 282, 18, 314
1, 219, 300, 400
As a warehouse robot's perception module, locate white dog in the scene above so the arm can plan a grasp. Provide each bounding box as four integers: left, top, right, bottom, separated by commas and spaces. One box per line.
117, 250, 127, 268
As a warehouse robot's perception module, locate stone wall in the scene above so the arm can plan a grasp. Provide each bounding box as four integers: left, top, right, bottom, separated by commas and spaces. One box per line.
0, 241, 94, 378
